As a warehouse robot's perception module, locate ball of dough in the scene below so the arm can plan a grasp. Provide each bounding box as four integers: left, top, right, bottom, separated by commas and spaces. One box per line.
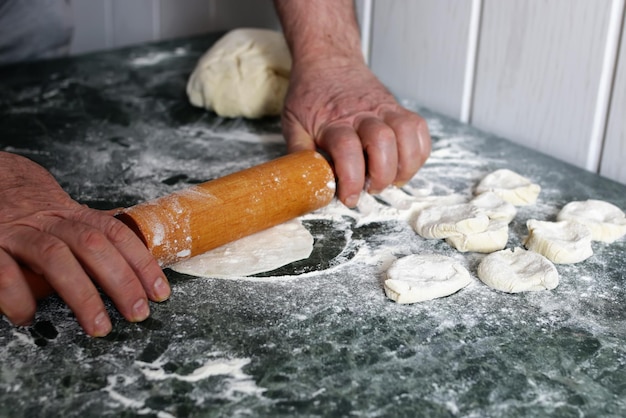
186, 28, 291, 119
384, 254, 472, 303
556, 199, 626, 243
446, 220, 509, 253
413, 203, 490, 239
524, 219, 593, 264
475, 169, 541, 206
477, 247, 559, 293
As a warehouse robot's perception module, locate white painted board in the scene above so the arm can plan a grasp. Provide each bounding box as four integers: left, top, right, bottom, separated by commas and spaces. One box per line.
471, 0, 612, 170
369, 0, 473, 119
601, 9, 626, 185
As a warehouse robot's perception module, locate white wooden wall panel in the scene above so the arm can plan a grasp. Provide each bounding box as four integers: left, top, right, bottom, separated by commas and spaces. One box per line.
369, 0, 473, 120
210, 0, 280, 32
69, 0, 108, 54
471, 0, 612, 169
159, 0, 213, 40
110, 0, 157, 47
601, 12, 626, 184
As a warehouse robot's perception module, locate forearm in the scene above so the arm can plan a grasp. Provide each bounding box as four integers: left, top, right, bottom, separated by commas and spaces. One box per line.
273, 0, 365, 68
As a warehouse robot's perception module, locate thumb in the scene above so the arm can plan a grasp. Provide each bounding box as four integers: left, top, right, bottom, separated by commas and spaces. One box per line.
282, 117, 316, 154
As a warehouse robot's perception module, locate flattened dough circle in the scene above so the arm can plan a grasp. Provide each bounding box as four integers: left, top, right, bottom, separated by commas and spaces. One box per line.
524, 219, 593, 264
556, 199, 626, 243
384, 254, 472, 303
475, 169, 541, 206
413, 203, 490, 239
477, 247, 559, 293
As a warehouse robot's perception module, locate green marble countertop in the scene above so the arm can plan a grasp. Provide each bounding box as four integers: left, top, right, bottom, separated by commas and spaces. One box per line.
1, 34, 625, 417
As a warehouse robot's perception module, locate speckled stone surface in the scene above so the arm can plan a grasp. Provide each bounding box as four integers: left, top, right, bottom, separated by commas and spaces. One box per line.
1, 35, 625, 418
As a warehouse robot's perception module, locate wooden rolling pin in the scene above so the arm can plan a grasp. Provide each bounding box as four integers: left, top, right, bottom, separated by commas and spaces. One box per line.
12, 150, 334, 304
117, 150, 336, 266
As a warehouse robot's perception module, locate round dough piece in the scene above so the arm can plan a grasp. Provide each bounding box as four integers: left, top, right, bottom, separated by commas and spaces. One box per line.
524, 219, 593, 264
384, 254, 472, 304
186, 28, 291, 118
477, 247, 559, 293
556, 199, 626, 243
475, 169, 541, 206
413, 203, 490, 239
446, 220, 509, 253
170, 219, 313, 278
469, 191, 517, 223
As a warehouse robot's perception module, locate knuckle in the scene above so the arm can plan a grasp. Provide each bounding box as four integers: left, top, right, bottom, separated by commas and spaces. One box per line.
77, 228, 108, 254
36, 237, 70, 263
104, 218, 133, 245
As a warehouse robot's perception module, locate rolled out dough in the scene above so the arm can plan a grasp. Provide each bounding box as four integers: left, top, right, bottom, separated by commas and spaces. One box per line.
524, 219, 593, 264
170, 219, 313, 278
475, 169, 541, 206
477, 247, 559, 293
186, 28, 291, 118
556, 199, 626, 243
384, 254, 472, 304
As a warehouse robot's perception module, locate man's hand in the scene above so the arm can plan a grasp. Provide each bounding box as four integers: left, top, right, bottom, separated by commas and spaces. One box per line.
0, 152, 170, 336
274, 0, 431, 207
282, 60, 431, 207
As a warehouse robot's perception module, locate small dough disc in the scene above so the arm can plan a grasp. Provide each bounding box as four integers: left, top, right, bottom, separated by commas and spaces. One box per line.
524, 219, 593, 264
556, 199, 626, 243
475, 169, 541, 206
469, 191, 517, 223
446, 220, 509, 253
477, 247, 559, 293
170, 219, 313, 278
413, 203, 490, 239
186, 28, 291, 118
384, 254, 472, 303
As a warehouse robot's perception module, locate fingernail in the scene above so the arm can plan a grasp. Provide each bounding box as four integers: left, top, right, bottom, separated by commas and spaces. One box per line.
345, 194, 360, 208
393, 181, 407, 188
93, 311, 112, 337
132, 298, 150, 322
153, 276, 171, 301
368, 188, 383, 195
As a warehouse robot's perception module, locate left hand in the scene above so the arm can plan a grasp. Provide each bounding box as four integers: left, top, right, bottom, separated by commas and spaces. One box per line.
281, 59, 431, 207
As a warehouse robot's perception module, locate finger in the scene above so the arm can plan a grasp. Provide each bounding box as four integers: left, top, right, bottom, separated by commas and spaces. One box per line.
22, 267, 54, 300
281, 111, 317, 153
318, 124, 366, 207
46, 218, 152, 324
5, 228, 112, 337
384, 111, 432, 185
0, 248, 37, 326
74, 210, 171, 303
356, 117, 399, 194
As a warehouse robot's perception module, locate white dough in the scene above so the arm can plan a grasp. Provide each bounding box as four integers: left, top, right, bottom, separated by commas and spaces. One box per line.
469, 191, 517, 223
556, 199, 626, 243
384, 254, 472, 303
446, 220, 509, 253
524, 220, 593, 264
477, 247, 559, 293
475, 169, 541, 206
413, 203, 490, 239
170, 219, 313, 278
186, 28, 291, 118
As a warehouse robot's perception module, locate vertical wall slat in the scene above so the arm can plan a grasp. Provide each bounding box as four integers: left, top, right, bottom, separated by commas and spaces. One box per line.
471, 0, 612, 170
600, 4, 626, 184
369, 0, 474, 120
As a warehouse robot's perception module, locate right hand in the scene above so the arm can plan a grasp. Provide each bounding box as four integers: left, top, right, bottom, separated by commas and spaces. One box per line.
0, 152, 171, 336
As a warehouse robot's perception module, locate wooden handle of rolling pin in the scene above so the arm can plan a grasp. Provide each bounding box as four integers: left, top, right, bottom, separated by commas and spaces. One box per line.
116, 150, 336, 267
